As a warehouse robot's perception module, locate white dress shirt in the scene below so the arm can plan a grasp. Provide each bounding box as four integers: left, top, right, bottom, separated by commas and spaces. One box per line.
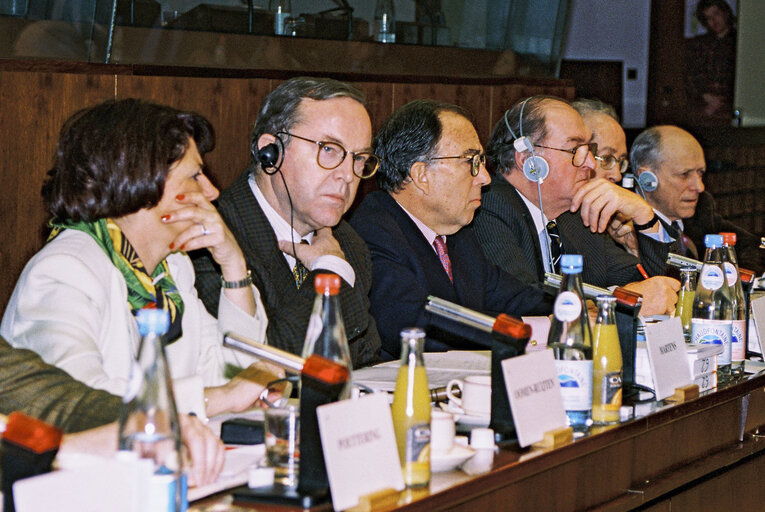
249, 175, 355, 286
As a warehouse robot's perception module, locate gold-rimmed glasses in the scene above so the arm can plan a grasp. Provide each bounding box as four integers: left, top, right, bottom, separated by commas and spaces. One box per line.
280, 131, 379, 179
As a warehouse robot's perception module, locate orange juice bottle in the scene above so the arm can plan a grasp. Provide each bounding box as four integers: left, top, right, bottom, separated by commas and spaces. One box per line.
391, 328, 430, 487
592, 296, 622, 425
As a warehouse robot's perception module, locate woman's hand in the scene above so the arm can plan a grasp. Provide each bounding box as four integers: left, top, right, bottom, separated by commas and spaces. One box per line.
204, 360, 286, 417
162, 192, 255, 316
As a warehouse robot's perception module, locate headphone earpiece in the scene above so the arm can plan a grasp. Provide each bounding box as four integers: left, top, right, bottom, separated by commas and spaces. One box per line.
522, 155, 550, 182
258, 143, 279, 168
637, 170, 659, 192
254, 134, 285, 175
504, 100, 550, 183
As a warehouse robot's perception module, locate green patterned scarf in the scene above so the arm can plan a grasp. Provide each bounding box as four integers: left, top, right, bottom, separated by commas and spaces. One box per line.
48, 218, 184, 344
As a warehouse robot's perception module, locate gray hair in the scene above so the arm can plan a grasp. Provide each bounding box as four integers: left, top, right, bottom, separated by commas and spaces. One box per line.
249, 76, 366, 173
571, 98, 619, 123
486, 95, 564, 176
629, 126, 663, 171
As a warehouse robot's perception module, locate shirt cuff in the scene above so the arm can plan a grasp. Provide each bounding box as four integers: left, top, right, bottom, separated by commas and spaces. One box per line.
310, 255, 356, 287
217, 284, 269, 344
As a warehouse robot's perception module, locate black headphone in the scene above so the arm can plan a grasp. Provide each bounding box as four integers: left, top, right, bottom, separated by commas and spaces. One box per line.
251, 133, 285, 175
503, 98, 549, 183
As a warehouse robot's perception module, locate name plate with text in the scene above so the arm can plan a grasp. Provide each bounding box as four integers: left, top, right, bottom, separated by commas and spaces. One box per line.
644, 317, 692, 400
501, 350, 567, 447
317, 393, 404, 511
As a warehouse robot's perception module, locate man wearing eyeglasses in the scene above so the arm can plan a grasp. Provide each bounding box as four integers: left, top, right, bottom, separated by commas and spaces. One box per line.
474, 96, 679, 316
350, 99, 551, 359
193, 77, 381, 368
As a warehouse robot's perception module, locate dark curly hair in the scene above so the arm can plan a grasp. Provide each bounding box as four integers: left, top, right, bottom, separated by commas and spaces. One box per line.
42, 99, 214, 222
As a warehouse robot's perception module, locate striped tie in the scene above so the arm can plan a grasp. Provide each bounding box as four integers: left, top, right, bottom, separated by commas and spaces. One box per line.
432, 236, 453, 283
546, 220, 563, 273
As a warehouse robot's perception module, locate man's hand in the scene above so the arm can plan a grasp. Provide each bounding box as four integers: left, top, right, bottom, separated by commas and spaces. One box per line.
278, 227, 346, 269
622, 277, 681, 316
608, 215, 639, 257
571, 178, 655, 233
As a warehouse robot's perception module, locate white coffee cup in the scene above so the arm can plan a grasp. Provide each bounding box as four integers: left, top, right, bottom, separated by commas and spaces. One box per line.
430, 410, 456, 453
446, 375, 491, 417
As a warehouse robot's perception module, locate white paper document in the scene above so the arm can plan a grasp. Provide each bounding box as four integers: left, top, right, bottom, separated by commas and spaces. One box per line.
353, 351, 490, 391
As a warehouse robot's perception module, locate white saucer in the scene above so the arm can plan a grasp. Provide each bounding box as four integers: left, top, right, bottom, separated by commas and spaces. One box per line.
430, 444, 476, 473
440, 402, 491, 428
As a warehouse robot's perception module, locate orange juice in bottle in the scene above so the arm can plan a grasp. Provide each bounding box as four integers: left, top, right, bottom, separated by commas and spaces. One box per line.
592, 296, 622, 425
391, 327, 430, 487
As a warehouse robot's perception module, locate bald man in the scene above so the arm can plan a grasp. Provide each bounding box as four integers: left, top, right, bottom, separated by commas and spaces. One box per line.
631, 126, 764, 273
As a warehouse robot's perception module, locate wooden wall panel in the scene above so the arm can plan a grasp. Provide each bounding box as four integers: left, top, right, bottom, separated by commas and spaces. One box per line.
0, 71, 114, 314
116, 75, 274, 190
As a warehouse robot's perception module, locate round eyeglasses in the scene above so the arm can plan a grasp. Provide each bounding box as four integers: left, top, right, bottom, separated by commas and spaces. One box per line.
594, 154, 629, 174
428, 152, 486, 177
280, 131, 379, 179
534, 142, 598, 168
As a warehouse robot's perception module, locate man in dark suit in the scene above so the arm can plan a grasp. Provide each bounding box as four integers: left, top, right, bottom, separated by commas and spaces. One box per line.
631, 125, 764, 274
350, 100, 551, 360
193, 77, 381, 368
474, 96, 679, 316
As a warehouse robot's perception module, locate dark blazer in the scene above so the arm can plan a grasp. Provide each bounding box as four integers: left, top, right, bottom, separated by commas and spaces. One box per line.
473, 176, 671, 289
192, 171, 381, 369
683, 191, 764, 274
0, 336, 121, 433
350, 190, 551, 360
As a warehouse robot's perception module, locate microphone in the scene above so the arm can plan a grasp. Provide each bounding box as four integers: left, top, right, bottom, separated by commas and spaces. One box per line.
543, 272, 643, 309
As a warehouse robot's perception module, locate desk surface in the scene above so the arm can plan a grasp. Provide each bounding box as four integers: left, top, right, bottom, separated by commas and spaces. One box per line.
192, 370, 765, 512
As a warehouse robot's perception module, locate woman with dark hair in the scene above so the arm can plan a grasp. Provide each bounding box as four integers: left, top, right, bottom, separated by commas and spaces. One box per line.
1, 99, 279, 417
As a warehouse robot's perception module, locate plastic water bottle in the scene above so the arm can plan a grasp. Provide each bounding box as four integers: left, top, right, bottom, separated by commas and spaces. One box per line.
691, 234, 735, 378
548, 254, 593, 431
302, 273, 353, 399
119, 308, 186, 511
720, 232, 747, 366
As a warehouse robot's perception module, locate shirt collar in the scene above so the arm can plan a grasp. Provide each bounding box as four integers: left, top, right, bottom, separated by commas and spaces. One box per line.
518, 190, 550, 237
395, 200, 441, 250
249, 174, 314, 245
653, 208, 682, 231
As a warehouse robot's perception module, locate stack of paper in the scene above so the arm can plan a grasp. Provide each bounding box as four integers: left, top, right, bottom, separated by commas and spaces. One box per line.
635, 342, 721, 393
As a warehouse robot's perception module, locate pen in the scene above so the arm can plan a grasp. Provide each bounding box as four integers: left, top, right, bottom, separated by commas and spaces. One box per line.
636, 263, 650, 280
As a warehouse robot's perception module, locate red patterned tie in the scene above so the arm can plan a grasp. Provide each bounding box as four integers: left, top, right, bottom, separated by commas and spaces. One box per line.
432, 236, 453, 283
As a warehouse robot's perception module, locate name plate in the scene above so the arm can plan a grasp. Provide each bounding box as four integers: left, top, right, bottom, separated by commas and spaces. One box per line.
317, 393, 404, 511
752, 296, 765, 355
501, 350, 567, 447
644, 317, 692, 400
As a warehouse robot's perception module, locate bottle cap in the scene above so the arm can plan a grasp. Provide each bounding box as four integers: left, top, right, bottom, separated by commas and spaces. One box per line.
314, 273, 341, 295
400, 327, 426, 339
559, 254, 583, 273
136, 308, 170, 336
704, 234, 723, 248
719, 232, 737, 245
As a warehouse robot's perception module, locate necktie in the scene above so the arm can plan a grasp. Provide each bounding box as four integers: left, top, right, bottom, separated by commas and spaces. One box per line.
432, 236, 453, 283
546, 220, 563, 273
672, 221, 699, 260
292, 240, 310, 288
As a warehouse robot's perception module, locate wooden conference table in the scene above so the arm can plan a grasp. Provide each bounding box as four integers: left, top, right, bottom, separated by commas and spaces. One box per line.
193, 371, 765, 511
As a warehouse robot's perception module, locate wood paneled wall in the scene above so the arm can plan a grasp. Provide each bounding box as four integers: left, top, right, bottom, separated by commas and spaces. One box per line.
0, 62, 575, 313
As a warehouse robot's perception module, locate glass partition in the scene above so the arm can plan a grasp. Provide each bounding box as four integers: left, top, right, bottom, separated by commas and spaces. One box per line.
0, 0, 570, 77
